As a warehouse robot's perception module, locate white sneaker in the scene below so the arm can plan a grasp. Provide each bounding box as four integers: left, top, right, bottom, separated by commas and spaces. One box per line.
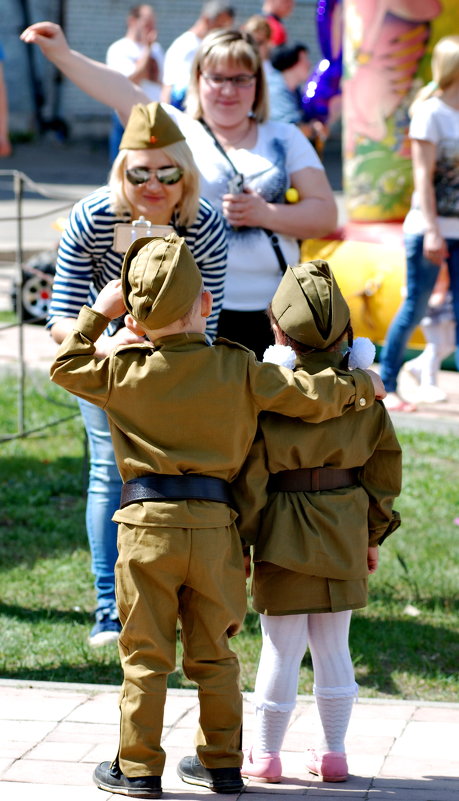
404, 360, 422, 384
416, 385, 447, 403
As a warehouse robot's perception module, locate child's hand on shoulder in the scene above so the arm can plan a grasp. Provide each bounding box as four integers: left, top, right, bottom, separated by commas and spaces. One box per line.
365, 369, 386, 400
367, 546, 379, 574
244, 553, 251, 580
93, 280, 126, 320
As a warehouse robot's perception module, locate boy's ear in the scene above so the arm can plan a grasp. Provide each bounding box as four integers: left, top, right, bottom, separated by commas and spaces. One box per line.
272, 321, 287, 345
125, 314, 146, 336
201, 290, 213, 319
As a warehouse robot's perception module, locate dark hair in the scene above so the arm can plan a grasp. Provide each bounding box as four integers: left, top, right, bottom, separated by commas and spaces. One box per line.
201, 1, 235, 20
129, 5, 147, 17
270, 42, 309, 72
266, 304, 353, 356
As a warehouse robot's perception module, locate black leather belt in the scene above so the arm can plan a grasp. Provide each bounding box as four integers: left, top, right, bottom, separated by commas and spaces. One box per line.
268, 467, 361, 493
120, 474, 235, 509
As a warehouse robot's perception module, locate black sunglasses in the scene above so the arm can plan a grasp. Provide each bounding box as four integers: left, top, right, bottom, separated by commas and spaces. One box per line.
125, 166, 184, 186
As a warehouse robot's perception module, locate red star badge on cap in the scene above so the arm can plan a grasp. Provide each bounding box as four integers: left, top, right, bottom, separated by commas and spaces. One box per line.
150, 135, 157, 143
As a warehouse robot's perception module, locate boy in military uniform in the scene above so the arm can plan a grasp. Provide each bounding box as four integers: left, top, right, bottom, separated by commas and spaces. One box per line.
50, 237, 383, 798
235, 260, 402, 784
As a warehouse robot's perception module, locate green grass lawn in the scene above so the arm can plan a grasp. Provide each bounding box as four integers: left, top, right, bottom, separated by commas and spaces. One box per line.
0, 370, 458, 700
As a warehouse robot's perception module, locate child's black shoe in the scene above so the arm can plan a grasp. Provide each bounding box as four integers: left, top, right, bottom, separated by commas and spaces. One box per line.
177, 755, 245, 793
93, 759, 162, 797
177, 754, 244, 793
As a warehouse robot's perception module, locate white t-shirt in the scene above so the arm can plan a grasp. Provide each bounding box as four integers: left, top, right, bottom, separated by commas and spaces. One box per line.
165, 107, 324, 310
403, 96, 459, 240
106, 37, 164, 102
162, 31, 201, 94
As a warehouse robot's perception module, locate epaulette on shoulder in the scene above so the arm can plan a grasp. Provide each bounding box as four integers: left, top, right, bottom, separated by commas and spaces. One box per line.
214, 336, 252, 353
113, 342, 154, 356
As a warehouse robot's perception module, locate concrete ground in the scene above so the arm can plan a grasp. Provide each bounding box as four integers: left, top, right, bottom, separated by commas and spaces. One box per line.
1, 138, 458, 800
1, 680, 458, 801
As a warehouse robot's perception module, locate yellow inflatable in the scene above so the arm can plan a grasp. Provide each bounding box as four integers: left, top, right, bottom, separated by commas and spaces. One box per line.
301, 237, 425, 348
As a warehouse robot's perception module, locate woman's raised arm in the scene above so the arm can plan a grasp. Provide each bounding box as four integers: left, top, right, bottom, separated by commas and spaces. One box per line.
20, 22, 148, 122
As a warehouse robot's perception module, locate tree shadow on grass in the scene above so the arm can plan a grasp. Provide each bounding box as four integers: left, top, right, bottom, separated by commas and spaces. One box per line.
0, 601, 91, 625
0, 453, 88, 566
0, 600, 195, 688
349, 613, 458, 696
241, 608, 458, 698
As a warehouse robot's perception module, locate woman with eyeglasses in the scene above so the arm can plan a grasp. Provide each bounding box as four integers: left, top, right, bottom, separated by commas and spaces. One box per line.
47, 102, 227, 647
21, 24, 338, 359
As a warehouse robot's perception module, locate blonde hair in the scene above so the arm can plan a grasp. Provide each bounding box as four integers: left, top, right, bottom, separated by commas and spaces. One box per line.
242, 15, 272, 43
185, 29, 269, 123
409, 35, 459, 116
108, 141, 200, 228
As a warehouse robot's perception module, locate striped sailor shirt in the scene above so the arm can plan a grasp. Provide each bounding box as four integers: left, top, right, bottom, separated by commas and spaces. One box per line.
48, 186, 227, 341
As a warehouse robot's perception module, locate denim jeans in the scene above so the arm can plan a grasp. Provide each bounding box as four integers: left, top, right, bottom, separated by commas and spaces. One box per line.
78, 397, 122, 611
379, 234, 459, 393
108, 113, 124, 164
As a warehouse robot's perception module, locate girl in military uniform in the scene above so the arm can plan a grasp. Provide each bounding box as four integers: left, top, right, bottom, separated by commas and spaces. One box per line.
236, 260, 402, 784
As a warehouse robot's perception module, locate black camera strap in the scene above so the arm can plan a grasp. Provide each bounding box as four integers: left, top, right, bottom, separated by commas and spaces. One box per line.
199, 118, 289, 273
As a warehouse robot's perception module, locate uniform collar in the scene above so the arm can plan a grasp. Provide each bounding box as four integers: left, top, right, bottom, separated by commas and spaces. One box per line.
152, 332, 208, 350
294, 350, 347, 374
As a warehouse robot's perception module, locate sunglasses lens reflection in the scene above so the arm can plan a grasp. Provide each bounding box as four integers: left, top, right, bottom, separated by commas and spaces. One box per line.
125, 168, 151, 185
125, 167, 183, 185
158, 167, 183, 184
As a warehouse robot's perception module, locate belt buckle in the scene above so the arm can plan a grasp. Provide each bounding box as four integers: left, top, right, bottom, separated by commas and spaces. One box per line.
311, 467, 321, 492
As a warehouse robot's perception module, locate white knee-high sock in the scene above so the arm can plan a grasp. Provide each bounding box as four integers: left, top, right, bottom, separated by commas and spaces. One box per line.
314, 693, 356, 753
252, 613, 309, 755
307, 611, 357, 754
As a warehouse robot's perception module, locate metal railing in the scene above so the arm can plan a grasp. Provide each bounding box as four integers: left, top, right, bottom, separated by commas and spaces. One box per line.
0, 169, 82, 442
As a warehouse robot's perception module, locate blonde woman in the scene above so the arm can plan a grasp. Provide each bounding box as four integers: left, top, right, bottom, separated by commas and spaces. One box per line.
21, 23, 337, 358
48, 102, 227, 646
380, 35, 459, 412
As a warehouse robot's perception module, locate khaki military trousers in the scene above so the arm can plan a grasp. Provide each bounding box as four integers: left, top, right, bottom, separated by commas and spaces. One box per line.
115, 521, 247, 777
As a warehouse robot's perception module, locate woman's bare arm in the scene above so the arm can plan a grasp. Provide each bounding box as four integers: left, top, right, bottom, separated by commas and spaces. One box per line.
20, 22, 148, 123
411, 138, 448, 266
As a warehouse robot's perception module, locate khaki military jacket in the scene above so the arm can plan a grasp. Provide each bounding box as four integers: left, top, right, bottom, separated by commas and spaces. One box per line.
50, 307, 375, 530
235, 352, 402, 582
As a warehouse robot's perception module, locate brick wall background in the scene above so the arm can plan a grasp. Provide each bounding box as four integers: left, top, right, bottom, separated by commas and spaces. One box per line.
1, 0, 319, 138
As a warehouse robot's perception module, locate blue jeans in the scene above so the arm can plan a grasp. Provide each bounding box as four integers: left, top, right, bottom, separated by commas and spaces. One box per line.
380, 234, 459, 392
78, 398, 122, 611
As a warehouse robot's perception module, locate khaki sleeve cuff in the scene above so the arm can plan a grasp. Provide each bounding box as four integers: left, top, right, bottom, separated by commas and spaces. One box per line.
351, 369, 375, 411
76, 306, 111, 342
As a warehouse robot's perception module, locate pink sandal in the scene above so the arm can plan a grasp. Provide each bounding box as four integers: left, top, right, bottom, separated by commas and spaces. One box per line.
306, 748, 348, 782
241, 748, 282, 783
383, 393, 417, 413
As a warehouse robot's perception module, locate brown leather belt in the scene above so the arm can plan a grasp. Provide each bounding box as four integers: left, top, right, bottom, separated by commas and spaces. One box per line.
120, 474, 235, 509
268, 467, 361, 493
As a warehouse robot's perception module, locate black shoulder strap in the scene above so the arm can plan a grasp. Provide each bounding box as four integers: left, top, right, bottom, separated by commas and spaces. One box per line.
199, 117, 239, 175
198, 118, 288, 274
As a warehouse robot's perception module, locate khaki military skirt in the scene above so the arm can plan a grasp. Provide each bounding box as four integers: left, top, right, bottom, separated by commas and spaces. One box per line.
251, 561, 368, 615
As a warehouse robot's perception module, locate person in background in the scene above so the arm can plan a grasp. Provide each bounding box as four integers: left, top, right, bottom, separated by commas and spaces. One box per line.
379, 35, 459, 412
261, 0, 295, 47
47, 103, 227, 647
403, 262, 455, 403
241, 15, 274, 78
178, 29, 337, 357
106, 4, 164, 160
0, 42, 11, 157
267, 42, 327, 153
160, 1, 235, 109
20, 24, 339, 359
234, 260, 401, 784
